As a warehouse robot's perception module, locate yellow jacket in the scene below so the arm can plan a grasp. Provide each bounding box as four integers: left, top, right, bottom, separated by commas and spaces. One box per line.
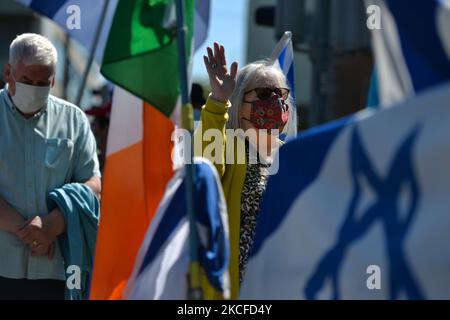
194, 96, 246, 299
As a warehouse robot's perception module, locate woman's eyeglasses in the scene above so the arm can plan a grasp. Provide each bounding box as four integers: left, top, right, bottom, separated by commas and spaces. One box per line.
244, 87, 290, 101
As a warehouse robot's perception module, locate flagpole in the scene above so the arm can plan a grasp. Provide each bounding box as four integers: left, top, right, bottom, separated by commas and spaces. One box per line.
175, 0, 203, 300
75, 0, 110, 106
269, 31, 291, 63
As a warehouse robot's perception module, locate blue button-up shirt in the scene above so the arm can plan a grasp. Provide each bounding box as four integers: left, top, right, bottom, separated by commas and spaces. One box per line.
0, 87, 101, 280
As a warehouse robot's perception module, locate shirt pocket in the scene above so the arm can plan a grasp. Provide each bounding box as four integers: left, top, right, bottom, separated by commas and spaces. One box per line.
45, 138, 74, 170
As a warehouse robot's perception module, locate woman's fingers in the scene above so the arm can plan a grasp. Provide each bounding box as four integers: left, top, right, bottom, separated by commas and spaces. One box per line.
230, 61, 238, 80
214, 42, 221, 66
203, 55, 211, 72
207, 46, 216, 67
205, 43, 237, 84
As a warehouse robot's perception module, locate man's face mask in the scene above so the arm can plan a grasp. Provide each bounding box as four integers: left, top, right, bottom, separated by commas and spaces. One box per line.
242, 94, 290, 130
10, 72, 50, 114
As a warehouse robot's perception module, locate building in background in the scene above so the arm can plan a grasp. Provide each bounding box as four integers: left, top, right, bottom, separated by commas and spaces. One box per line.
246, 0, 312, 130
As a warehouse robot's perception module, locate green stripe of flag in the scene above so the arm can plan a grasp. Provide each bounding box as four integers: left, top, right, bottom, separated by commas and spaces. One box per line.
101, 0, 194, 117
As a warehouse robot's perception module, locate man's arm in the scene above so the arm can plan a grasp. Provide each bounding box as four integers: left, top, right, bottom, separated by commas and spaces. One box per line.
0, 196, 25, 233
83, 176, 102, 199
46, 176, 101, 236
21, 176, 101, 238
41, 176, 101, 239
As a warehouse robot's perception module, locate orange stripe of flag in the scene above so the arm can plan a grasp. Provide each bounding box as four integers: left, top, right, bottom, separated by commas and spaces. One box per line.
90, 103, 174, 300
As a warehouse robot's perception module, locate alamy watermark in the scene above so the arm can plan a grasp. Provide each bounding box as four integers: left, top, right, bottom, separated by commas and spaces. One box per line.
367, 5, 382, 30
366, 264, 381, 290
66, 265, 81, 290
64, 4, 383, 33
66, 5, 81, 30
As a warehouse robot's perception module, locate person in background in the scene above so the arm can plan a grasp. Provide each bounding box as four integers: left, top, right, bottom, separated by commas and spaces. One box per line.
191, 82, 206, 123
197, 42, 294, 299
0, 33, 101, 299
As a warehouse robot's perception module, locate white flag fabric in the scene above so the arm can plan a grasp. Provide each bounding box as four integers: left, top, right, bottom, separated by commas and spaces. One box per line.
270, 31, 298, 137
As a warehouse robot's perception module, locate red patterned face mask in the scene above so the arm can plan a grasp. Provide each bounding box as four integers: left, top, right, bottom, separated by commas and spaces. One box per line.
242, 96, 290, 130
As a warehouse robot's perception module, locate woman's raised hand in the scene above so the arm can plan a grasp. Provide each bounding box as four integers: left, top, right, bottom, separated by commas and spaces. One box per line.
203, 42, 238, 103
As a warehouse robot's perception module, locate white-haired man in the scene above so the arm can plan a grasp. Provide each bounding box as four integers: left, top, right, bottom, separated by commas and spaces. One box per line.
0, 33, 101, 299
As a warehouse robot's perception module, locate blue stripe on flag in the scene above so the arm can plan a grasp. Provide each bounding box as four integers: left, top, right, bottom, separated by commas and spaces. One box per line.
278, 46, 286, 66
194, 162, 229, 290
138, 182, 185, 275
278, 45, 296, 100
303, 124, 424, 299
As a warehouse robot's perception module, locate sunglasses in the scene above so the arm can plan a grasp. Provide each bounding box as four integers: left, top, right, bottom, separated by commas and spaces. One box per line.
244, 87, 290, 101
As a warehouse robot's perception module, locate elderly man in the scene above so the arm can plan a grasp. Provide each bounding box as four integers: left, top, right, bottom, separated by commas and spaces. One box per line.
0, 33, 101, 299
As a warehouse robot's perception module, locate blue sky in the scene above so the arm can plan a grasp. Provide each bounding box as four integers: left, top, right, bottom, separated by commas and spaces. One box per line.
192, 0, 249, 81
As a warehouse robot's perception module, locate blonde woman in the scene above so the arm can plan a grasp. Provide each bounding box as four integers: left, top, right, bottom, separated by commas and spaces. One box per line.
197, 42, 294, 299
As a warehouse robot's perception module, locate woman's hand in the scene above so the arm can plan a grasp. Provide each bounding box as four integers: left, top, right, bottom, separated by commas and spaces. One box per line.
203, 42, 238, 103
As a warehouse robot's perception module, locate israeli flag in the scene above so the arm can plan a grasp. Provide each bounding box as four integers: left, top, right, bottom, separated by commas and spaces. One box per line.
241, 0, 450, 299
241, 81, 450, 300
124, 158, 230, 300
